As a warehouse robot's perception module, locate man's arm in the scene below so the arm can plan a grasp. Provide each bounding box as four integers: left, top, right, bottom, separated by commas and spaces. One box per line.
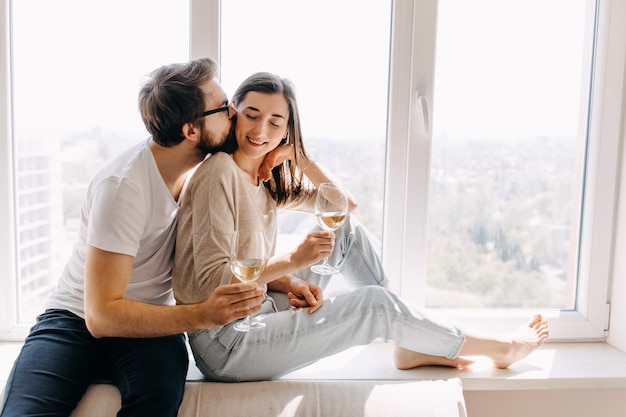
83, 246, 264, 338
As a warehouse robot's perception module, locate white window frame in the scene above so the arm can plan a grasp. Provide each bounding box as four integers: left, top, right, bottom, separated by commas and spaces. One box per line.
143, 0, 626, 341
0, 0, 20, 340
384, 0, 624, 341
1, 0, 624, 341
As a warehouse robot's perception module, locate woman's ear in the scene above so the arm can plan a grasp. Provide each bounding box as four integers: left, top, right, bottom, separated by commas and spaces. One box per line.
280, 130, 288, 146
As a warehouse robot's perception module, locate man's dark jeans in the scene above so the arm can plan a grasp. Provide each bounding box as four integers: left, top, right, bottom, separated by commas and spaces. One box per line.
0, 309, 188, 417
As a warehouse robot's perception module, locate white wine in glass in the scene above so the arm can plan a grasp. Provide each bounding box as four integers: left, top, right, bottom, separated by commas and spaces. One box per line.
316, 212, 348, 231
231, 230, 266, 332
311, 183, 348, 275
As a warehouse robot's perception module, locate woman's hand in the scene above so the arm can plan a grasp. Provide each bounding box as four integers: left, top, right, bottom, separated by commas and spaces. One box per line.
259, 143, 295, 181
291, 231, 335, 269
287, 278, 324, 313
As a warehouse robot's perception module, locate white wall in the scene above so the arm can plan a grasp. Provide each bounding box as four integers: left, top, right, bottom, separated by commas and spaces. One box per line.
607, 77, 626, 353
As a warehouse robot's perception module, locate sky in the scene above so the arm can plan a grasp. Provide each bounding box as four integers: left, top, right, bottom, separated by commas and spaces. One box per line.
10, 0, 590, 143
11, 0, 189, 139
432, 0, 590, 140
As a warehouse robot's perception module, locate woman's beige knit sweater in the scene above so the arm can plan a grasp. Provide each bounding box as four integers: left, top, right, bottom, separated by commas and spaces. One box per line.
172, 152, 314, 305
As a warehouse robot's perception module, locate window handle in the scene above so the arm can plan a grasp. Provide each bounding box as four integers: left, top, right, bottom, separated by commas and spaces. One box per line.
415, 93, 430, 136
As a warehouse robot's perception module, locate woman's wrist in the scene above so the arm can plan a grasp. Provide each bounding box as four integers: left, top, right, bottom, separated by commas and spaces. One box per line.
300, 159, 315, 172
268, 274, 296, 293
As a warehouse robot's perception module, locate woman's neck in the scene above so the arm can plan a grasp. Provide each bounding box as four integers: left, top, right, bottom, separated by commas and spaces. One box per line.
232, 151, 261, 185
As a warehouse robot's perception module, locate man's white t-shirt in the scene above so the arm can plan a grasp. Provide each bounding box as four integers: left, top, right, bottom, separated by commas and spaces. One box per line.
47, 140, 180, 319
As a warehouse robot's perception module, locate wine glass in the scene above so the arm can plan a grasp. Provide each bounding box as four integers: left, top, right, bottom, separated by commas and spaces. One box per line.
310, 183, 348, 275
230, 230, 267, 332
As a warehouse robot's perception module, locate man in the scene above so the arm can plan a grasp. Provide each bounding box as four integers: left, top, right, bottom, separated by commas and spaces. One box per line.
0, 58, 265, 417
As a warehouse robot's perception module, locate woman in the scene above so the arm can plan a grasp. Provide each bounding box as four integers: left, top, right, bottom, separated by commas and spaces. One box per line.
172, 72, 549, 382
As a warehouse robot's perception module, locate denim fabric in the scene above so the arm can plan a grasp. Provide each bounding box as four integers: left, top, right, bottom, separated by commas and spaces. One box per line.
0, 309, 188, 417
300, 214, 390, 289
188, 215, 465, 382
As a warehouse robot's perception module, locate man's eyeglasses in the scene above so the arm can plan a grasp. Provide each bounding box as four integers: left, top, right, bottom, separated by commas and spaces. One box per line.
198, 105, 230, 118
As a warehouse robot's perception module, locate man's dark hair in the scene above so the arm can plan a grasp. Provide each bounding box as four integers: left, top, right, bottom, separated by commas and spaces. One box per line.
138, 57, 218, 147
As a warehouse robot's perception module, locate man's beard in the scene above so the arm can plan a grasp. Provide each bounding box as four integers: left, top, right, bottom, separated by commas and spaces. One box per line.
198, 124, 239, 158
195, 126, 227, 158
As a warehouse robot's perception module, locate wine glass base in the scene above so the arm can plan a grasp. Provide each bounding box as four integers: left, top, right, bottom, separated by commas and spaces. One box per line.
311, 264, 340, 275
234, 319, 266, 332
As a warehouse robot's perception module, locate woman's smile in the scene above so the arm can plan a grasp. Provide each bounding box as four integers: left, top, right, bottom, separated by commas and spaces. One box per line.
246, 135, 268, 147
235, 91, 290, 158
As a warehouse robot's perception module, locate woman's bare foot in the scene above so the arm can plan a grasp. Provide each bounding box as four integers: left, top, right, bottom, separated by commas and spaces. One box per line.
458, 314, 550, 369
490, 314, 550, 368
393, 314, 549, 371
393, 347, 474, 370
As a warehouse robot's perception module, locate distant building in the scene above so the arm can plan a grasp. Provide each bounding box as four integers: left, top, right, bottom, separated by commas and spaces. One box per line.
14, 136, 64, 323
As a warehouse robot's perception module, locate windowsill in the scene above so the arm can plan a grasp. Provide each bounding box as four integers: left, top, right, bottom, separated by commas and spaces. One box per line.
2, 341, 626, 391
279, 341, 626, 391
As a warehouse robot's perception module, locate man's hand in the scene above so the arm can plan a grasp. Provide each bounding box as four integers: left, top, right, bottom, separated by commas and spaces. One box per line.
259, 143, 295, 181
287, 278, 324, 313
200, 283, 265, 327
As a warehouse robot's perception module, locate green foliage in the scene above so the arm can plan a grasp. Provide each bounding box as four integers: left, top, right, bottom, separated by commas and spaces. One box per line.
426, 136, 575, 309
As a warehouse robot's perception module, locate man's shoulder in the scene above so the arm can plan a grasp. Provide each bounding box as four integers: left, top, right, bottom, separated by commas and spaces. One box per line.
93, 140, 150, 179
88, 141, 154, 198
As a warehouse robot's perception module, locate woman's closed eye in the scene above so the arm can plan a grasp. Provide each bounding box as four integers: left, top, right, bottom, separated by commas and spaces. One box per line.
245, 114, 282, 128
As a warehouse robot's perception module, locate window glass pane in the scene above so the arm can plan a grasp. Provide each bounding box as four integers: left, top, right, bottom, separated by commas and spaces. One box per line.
426, 0, 592, 309
221, 0, 391, 270
11, 0, 189, 323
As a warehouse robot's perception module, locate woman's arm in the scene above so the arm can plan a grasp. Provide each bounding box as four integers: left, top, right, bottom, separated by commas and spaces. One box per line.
299, 159, 357, 213
267, 274, 323, 314
259, 144, 358, 213
253, 230, 332, 286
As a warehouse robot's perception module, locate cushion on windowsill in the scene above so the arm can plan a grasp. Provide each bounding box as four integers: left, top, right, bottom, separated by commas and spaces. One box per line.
68, 378, 467, 417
